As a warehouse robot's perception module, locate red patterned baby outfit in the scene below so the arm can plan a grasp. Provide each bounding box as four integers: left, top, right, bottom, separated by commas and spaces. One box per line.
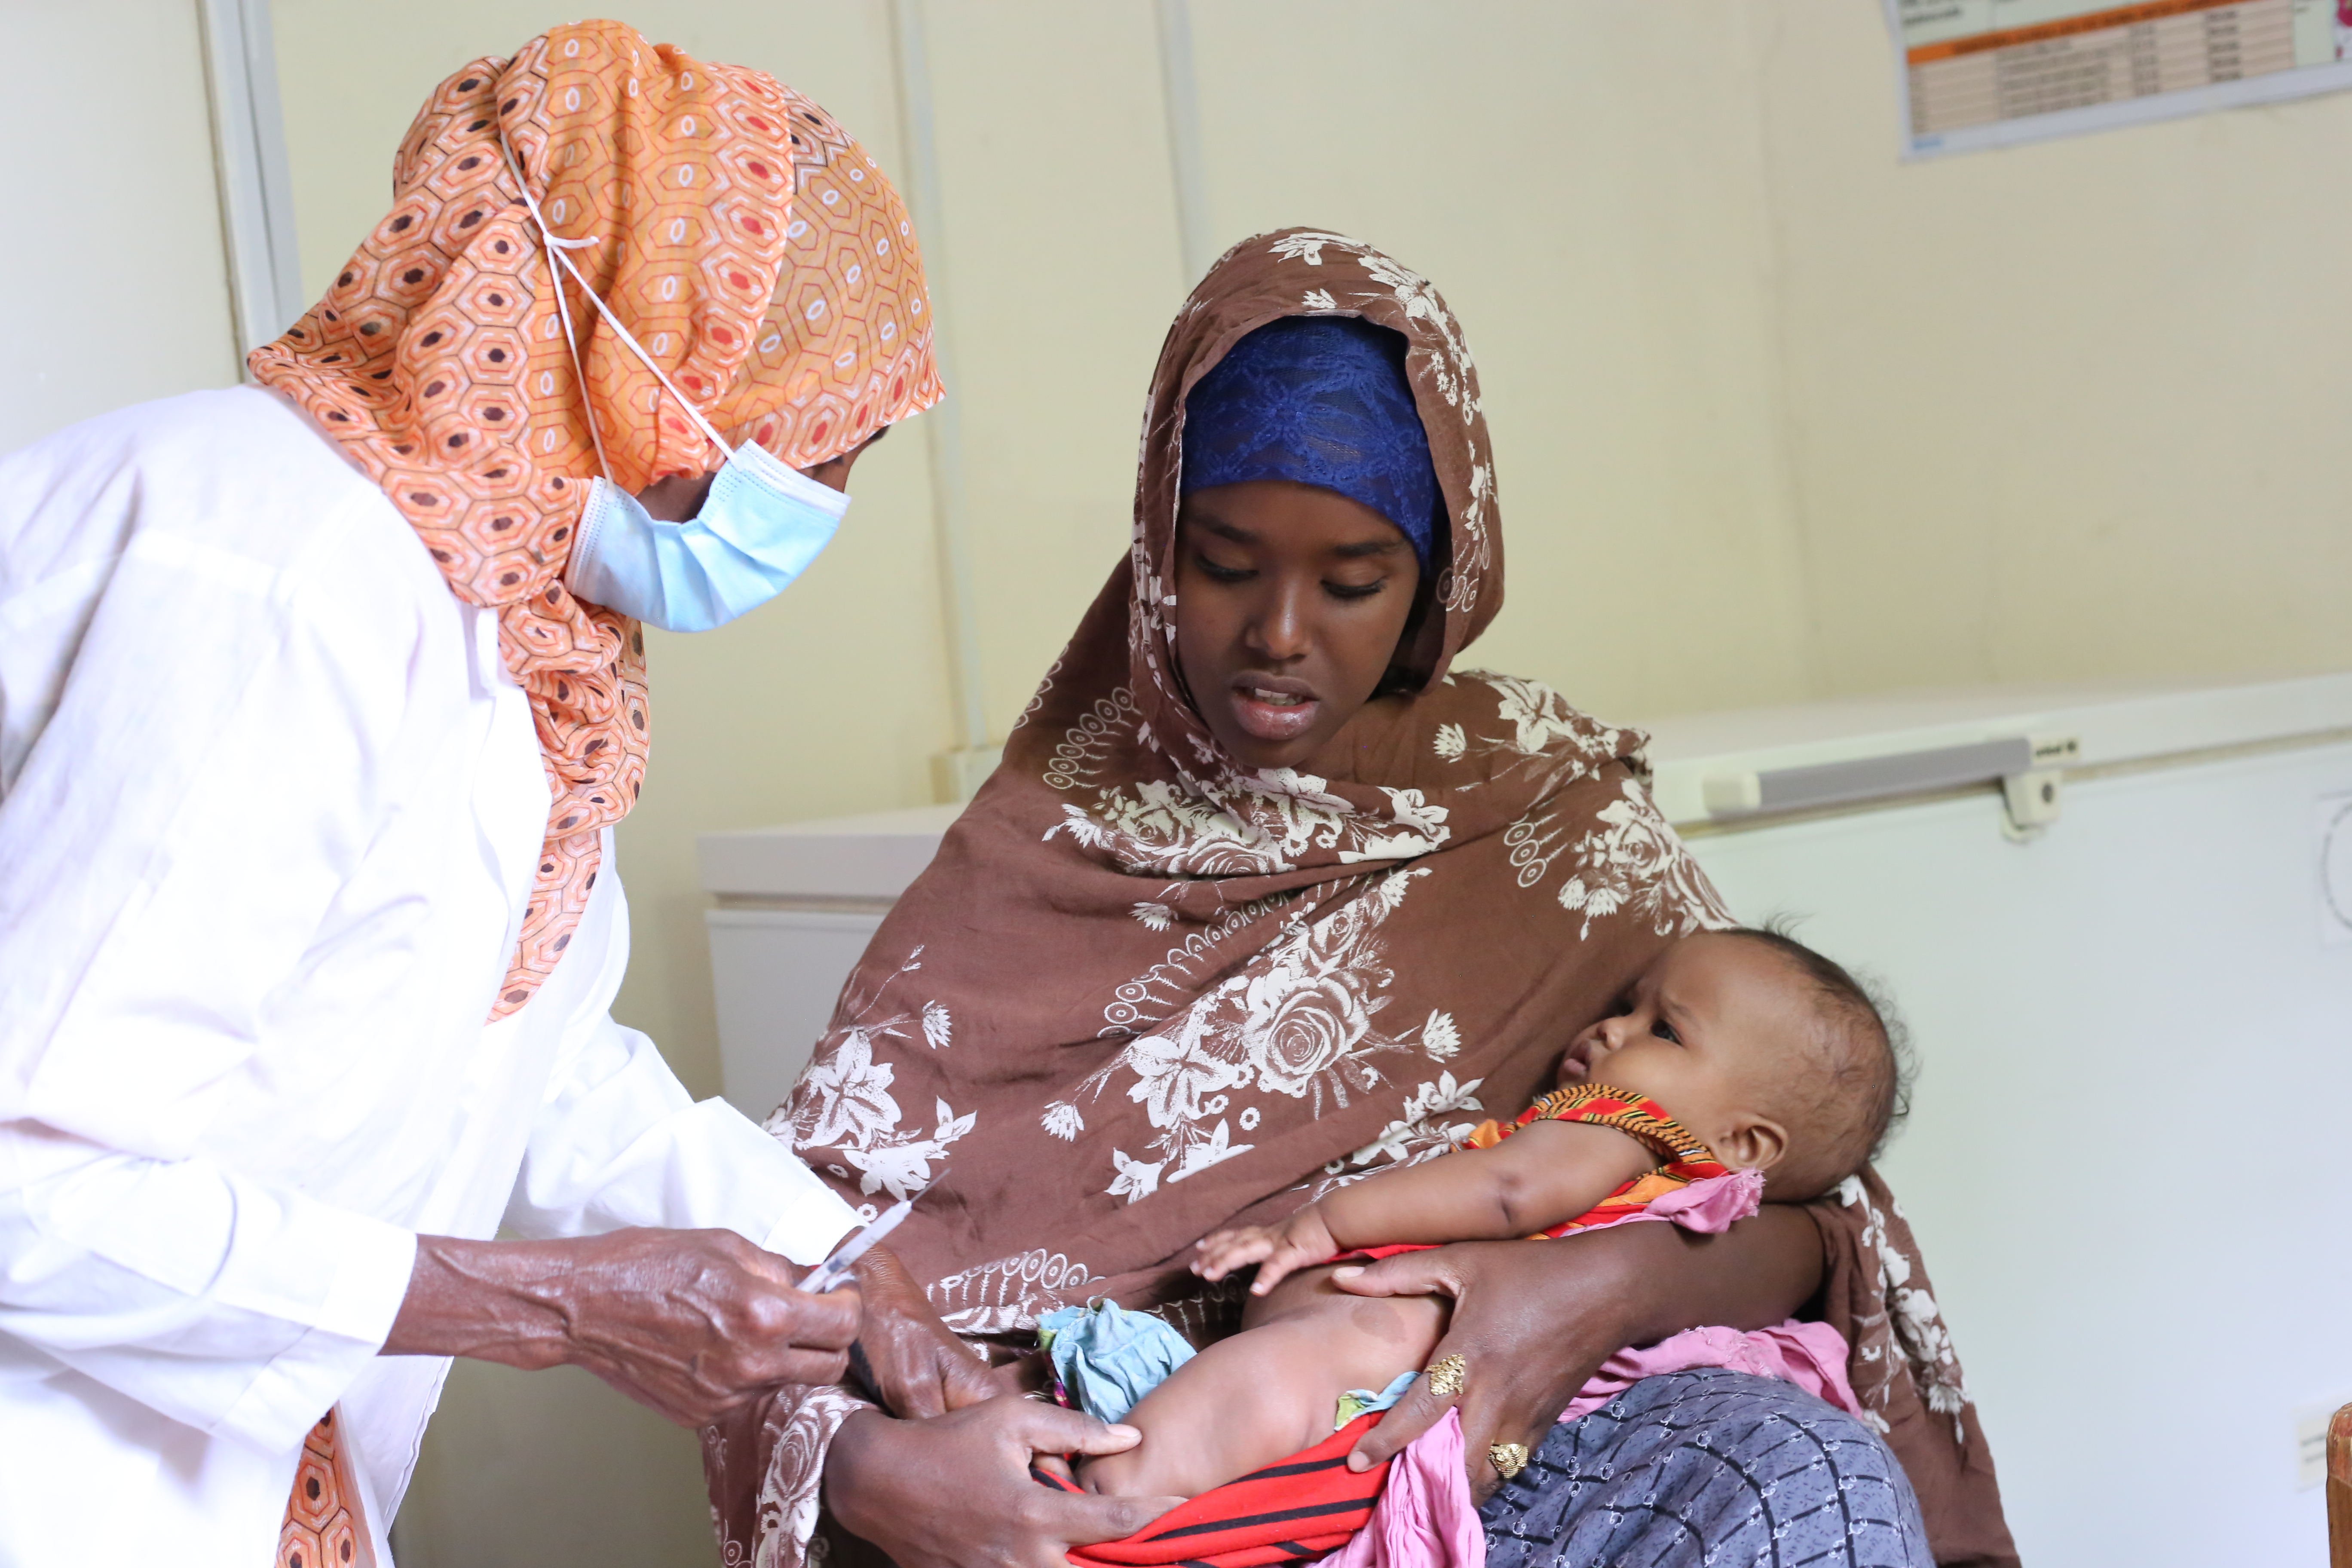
1341, 1083, 1730, 1264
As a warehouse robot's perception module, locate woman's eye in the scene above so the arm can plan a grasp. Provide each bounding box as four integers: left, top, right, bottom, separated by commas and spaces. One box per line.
1324, 578, 1385, 602
1195, 553, 1252, 583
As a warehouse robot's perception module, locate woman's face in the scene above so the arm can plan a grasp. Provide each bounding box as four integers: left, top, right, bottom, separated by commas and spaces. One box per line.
1174, 479, 1422, 772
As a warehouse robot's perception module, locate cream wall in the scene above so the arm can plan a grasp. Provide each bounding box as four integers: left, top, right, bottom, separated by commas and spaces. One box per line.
1188, 1, 1818, 717
28, 2, 2352, 1130
257, 7, 1832, 1560
916, 0, 1826, 745
0, 0, 242, 453
1752, 0, 2352, 698
22, 0, 2352, 1562
918, 2, 1195, 726
270, 1, 1834, 1115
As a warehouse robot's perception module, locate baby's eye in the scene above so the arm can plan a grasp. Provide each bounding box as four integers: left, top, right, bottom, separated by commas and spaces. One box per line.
1651, 1018, 1681, 1044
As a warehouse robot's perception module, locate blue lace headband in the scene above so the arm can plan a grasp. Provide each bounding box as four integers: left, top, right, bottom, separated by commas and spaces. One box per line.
1179, 315, 1438, 573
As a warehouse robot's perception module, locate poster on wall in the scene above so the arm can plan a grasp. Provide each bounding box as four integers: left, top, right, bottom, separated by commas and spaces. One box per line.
1888, 0, 2352, 156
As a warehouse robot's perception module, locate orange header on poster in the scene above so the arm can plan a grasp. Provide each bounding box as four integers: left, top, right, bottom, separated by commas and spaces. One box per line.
1907, 0, 2248, 64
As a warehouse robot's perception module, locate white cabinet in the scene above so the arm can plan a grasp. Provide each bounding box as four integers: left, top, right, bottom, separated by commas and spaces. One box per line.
699, 805, 959, 1122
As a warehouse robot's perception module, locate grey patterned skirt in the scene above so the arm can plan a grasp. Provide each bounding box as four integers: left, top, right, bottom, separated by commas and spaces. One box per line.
1479, 1369, 1933, 1568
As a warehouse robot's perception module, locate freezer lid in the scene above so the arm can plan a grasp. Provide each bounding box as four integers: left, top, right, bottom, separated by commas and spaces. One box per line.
698, 803, 962, 900
696, 672, 2352, 895
1639, 670, 2352, 826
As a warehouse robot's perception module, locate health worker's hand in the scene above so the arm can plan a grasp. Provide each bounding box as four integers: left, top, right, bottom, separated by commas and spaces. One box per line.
1331, 1205, 1822, 1502
384, 1228, 860, 1429
847, 1243, 1001, 1418
1193, 1206, 1339, 1295
824, 1398, 1183, 1568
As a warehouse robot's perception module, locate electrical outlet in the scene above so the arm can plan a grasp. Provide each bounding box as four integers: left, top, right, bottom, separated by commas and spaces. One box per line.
2294, 1399, 2348, 1491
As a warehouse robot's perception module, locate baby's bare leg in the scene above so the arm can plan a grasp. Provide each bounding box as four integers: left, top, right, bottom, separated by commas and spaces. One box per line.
1079, 1268, 1447, 1499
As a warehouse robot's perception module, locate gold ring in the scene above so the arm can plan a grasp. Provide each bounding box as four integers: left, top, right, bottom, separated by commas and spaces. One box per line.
1422, 1353, 1467, 1399
1488, 1441, 1529, 1480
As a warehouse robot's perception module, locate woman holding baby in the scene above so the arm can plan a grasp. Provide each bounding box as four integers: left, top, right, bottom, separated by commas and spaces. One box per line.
711, 233, 2019, 1568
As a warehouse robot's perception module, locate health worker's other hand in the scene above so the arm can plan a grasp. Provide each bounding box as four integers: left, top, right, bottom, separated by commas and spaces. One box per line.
1193, 1207, 1338, 1295
848, 1243, 1001, 1418
825, 1398, 1182, 1568
385, 1228, 860, 1429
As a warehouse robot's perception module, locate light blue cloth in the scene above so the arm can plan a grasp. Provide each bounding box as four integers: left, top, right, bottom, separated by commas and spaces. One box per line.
1037, 1301, 1197, 1425
1335, 1370, 1421, 1429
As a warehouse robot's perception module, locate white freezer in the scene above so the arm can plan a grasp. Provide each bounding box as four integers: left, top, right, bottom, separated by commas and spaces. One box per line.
1679, 698, 2352, 1566
698, 804, 961, 1128
698, 671, 2352, 1565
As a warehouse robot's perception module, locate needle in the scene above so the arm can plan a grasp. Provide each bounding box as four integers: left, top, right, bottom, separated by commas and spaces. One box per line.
801, 1195, 917, 1294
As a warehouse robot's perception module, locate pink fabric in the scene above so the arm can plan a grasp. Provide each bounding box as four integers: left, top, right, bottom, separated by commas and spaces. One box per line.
1314, 1287, 1852, 1568
1556, 1319, 1860, 1425
1317, 1320, 1857, 1568
1566, 1167, 1764, 1237
1310, 1175, 1840, 1568
1313, 1410, 1486, 1568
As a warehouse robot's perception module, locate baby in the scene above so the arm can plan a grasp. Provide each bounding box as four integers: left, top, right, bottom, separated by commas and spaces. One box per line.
1074, 926, 1904, 1500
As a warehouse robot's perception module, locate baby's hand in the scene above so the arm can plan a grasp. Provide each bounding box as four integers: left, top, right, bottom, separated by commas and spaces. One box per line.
1192, 1208, 1339, 1295
1191, 1225, 1281, 1282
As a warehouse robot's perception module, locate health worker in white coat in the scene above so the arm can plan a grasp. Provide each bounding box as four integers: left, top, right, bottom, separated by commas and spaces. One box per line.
0, 22, 999, 1566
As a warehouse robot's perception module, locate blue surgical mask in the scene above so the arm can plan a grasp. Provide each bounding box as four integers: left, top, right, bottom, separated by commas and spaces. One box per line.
501, 132, 856, 633
566, 445, 848, 632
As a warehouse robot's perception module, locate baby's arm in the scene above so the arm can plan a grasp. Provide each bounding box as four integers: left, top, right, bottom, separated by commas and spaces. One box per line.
1195, 1121, 1654, 1294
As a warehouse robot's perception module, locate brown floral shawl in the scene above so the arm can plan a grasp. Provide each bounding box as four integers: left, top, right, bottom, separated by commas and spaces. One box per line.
705, 230, 2016, 1568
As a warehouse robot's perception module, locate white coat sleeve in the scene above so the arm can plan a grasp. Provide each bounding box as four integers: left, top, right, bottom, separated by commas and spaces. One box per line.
501, 871, 861, 1266
0, 459, 430, 1453
0, 1126, 416, 1451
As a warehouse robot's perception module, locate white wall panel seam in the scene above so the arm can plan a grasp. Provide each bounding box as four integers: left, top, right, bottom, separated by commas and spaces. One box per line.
1155, 0, 1215, 290
1743, 0, 1834, 704
196, 0, 304, 361
888, 0, 991, 767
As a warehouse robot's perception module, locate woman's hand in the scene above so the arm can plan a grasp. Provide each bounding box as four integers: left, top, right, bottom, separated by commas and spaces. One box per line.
1193, 1207, 1338, 1294
824, 1399, 1184, 1568
847, 1243, 1001, 1418
1331, 1206, 1822, 1500
384, 1229, 860, 1428
1329, 1239, 1638, 1502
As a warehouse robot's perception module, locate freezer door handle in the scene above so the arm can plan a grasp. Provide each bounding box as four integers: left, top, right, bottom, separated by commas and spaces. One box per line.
1703, 736, 2039, 820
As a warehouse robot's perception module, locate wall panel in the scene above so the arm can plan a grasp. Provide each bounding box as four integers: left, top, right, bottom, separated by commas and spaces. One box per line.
0, 0, 241, 453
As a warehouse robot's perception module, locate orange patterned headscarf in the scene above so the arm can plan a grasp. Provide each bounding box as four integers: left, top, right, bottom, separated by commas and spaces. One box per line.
252, 20, 941, 1018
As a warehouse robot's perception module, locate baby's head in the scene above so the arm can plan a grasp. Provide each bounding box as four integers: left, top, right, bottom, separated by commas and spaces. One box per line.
1556, 927, 1907, 1199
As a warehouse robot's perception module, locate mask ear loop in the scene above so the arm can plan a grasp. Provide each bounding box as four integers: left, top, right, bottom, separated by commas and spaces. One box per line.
497, 129, 737, 473
498, 131, 617, 482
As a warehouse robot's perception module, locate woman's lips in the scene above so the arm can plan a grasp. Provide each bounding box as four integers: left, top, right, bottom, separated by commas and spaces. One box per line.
1231, 678, 1321, 743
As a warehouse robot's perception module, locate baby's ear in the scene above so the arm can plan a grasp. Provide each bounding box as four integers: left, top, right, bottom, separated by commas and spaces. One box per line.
1712, 1114, 1787, 1176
